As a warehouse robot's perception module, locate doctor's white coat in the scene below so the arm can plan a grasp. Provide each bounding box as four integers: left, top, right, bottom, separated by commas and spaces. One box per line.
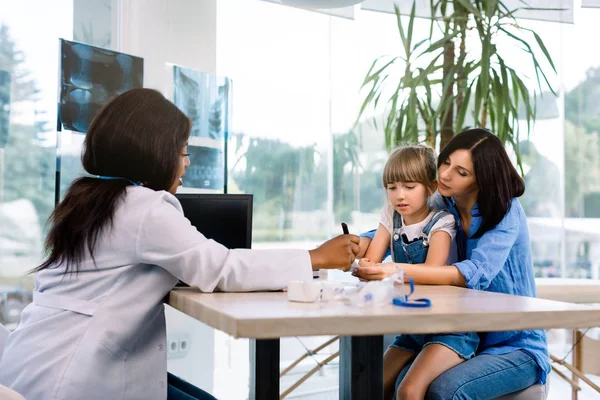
0, 187, 312, 400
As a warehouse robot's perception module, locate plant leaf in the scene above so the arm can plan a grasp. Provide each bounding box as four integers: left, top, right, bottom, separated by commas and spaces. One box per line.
406, 1, 417, 57
419, 30, 460, 57
455, 0, 482, 18
394, 4, 410, 59
473, 76, 483, 127
486, 0, 498, 19
455, 80, 474, 133
362, 57, 399, 86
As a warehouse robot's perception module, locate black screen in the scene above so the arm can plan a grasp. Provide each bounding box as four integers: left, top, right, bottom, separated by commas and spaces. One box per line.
176, 194, 253, 249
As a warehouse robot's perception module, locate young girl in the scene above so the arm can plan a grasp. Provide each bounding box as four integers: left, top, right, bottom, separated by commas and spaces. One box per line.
359, 145, 479, 400
356, 130, 549, 399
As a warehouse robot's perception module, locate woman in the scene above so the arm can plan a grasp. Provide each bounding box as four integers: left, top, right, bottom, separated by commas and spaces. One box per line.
0, 88, 360, 400
356, 129, 549, 400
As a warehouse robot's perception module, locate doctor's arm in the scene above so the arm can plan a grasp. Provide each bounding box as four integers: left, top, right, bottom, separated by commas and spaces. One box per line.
136, 197, 360, 292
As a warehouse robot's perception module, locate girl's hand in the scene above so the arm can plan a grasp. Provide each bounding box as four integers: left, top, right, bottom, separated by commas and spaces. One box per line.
354, 263, 398, 281
358, 258, 375, 268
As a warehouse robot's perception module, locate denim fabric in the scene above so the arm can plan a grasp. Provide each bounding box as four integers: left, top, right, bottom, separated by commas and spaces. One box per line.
390, 210, 451, 263
394, 350, 540, 400
391, 332, 480, 360
391, 210, 478, 361
439, 195, 550, 384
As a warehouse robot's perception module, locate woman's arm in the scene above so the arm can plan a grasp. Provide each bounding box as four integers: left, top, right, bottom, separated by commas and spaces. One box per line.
353, 262, 465, 286
355, 229, 377, 258
355, 231, 460, 284
398, 230, 462, 284
363, 224, 391, 263
452, 207, 520, 290
356, 236, 372, 258
398, 264, 466, 286
356, 208, 521, 288
137, 194, 360, 292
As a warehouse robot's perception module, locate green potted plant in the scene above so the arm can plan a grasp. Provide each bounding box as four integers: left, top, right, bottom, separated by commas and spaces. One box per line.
357, 0, 558, 168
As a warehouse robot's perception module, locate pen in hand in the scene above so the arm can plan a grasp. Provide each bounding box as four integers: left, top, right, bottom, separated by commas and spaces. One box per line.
341, 222, 360, 273
341, 222, 349, 235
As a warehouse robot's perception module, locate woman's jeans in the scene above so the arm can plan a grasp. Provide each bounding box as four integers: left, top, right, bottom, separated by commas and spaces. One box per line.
394, 350, 541, 399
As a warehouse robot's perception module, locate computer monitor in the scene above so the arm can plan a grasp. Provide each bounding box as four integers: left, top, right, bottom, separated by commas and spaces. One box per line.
175, 193, 253, 249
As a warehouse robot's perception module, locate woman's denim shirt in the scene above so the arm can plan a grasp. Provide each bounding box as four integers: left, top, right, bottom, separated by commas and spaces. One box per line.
442, 195, 550, 383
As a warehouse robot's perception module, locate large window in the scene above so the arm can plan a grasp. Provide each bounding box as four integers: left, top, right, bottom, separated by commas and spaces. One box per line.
0, 0, 73, 329
217, 1, 600, 398
520, 7, 600, 280
219, 1, 334, 246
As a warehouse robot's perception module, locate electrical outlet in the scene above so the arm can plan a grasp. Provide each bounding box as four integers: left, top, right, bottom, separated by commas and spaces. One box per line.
167, 337, 179, 357
179, 337, 189, 353
167, 332, 191, 359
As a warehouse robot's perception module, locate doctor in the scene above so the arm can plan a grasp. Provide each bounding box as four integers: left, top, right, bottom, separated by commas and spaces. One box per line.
0, 88, 360, 400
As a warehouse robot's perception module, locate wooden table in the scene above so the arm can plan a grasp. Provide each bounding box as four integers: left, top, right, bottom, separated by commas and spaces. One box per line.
536, 278, 600, 400
536, 278, 600, 304
168, 285, 600, 400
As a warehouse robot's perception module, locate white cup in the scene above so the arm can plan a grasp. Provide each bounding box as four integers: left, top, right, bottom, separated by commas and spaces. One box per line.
287, 281, 322, 303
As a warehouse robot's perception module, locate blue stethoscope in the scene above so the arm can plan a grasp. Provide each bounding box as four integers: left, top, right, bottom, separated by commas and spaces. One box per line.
392, 275, 432, 308
95, 175, 142, 186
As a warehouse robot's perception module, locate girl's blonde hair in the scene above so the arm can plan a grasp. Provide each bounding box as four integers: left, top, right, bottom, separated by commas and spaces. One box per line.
382, 145, 437, 188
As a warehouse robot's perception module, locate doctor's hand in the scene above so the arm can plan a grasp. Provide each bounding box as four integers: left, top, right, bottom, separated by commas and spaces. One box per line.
309, 234, 360, 271
353, 263, 398, 281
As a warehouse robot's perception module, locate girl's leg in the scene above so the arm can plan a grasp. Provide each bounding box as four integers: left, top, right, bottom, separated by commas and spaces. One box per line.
393, 362, 413, 400
425, 350, 540, 400
396, 344, 464, 400
384, 347, 417, 400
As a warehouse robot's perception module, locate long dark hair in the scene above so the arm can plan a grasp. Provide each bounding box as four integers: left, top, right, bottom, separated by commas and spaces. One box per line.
438, 128, 525, 238
34, 88, 191, 273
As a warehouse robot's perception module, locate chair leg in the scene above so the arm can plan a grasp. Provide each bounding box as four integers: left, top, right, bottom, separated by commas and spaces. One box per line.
572, 330, 582, 400
279, 336, 339, 377
280, 351, 339, 399
550, 353, 600, 394
550, 364, 581, 392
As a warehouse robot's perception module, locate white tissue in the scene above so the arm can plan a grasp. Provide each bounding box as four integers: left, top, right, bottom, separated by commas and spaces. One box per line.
287, 281, 344, 303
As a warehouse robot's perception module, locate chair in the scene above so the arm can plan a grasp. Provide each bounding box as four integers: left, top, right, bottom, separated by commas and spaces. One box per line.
496, 376, 549, 400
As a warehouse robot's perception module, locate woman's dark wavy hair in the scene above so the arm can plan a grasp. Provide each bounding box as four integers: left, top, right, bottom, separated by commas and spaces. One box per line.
438, 128, 525, 238
33, 88, 191, 274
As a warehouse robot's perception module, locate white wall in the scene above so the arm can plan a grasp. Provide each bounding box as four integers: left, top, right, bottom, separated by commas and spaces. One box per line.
73, 0, 113, 48
119, 0, 217, 91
